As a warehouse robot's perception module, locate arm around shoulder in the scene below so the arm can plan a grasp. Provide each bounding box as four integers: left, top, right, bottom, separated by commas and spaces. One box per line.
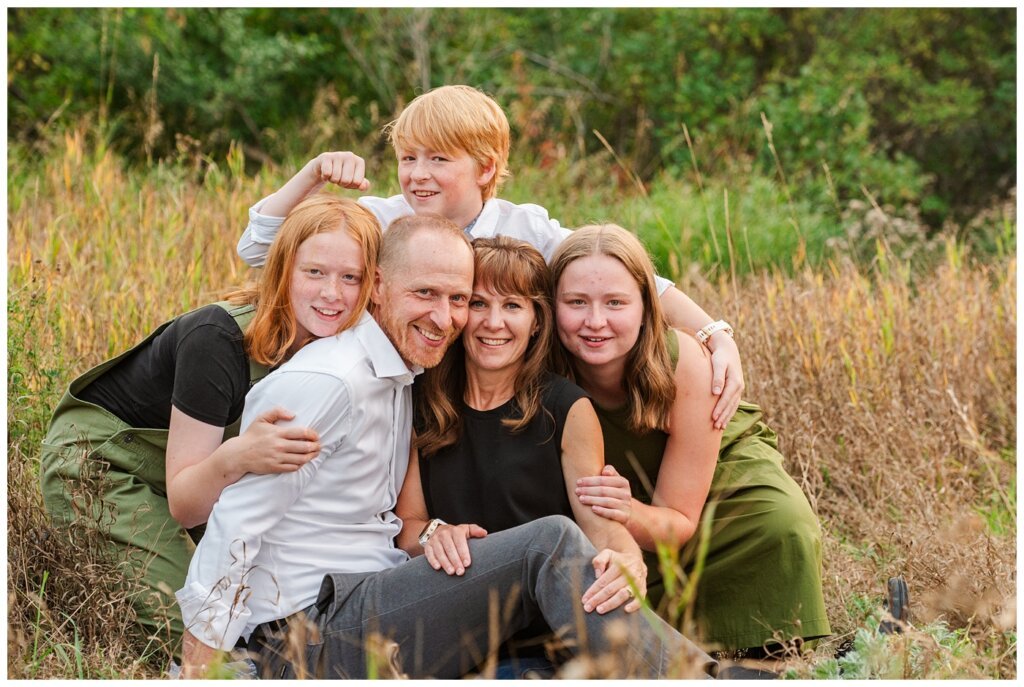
658, 286, 713, 331
658, 288, 744, 426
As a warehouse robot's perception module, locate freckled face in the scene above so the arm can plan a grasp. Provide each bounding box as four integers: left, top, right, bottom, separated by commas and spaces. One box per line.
555, 254, 644, 373
462, 282, 537, 377
396, 145, 495, 230
289, 229, 365, 353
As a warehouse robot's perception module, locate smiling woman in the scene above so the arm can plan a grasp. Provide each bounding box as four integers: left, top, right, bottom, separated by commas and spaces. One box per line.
396, 236, 654, 677
38, 195, 381, 660
550, 224, 830, 656
553, 252, 646, 404
462, 285, 539, 381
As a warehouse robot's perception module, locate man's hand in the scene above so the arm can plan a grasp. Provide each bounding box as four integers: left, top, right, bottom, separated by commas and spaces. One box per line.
706, 330, 743, 429
423, 523, 488, 576
181, 630, 222, 679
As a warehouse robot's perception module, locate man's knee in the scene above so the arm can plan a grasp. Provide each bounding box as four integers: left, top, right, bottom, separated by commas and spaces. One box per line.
527, 515, 591, 556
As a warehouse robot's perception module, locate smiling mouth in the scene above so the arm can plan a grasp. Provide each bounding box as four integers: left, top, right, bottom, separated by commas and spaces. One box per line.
479, 337, 511, 346
412, 190, 439, 198
314, 307, 342, 317
581, 336, 609, 343
415, 325, 446, 343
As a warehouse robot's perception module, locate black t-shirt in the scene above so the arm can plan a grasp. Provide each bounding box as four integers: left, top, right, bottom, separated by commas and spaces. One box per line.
419, 372, 587, 532
79, 304, 250, 429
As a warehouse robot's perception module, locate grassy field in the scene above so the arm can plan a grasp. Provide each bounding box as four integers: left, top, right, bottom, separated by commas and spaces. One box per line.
7, 127, 1016, 678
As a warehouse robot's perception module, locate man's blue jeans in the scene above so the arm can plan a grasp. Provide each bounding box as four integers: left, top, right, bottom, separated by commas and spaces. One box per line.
247, 516, 715, 679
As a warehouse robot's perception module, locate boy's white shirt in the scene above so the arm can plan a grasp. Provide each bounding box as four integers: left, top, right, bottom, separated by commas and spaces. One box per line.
237, 193, 672, 295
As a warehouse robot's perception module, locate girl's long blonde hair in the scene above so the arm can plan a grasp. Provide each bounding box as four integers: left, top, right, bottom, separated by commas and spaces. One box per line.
549, 224, 675, 433
416, 236, 553, 457
227, 194, 381, 366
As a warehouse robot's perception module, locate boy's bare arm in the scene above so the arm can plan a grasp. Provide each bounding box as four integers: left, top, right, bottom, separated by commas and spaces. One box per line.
658, 285, 713, 332
261, 152, 372, 218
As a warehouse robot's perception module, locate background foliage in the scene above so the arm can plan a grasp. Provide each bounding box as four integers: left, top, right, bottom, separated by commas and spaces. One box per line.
9, 7, 1016, 234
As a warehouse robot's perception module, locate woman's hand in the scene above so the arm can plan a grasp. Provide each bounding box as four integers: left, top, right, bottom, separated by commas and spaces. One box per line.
307, 151, 371, 191
234, 407, 320, 475
575, 464, 634, 524
582, 548, 647, 614
706, 330, 743, 429
424, 523, 488, 576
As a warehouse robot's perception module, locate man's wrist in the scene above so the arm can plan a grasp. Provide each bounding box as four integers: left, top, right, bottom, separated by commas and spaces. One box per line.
418, 518, 447, 546
183, 631, 222, 678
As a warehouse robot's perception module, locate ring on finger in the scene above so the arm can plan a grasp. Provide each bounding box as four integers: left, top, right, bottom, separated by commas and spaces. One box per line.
624, 587, 635, 599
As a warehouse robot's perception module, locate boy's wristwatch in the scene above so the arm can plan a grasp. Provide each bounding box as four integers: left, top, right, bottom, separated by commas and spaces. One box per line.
418, 518, 447, 546
695, 320, 734, 346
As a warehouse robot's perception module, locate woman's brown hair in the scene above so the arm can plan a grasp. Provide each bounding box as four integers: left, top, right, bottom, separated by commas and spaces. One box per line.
548, 224, 675, 434
416, 236, 553, 457
227, 194, 381, 366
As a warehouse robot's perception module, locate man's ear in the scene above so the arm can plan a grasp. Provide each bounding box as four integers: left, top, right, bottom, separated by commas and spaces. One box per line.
476, 160, 497, 187
371, 267, 386, 306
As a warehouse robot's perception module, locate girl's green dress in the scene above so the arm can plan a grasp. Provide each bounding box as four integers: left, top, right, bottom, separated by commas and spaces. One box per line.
593, 332, 830, 651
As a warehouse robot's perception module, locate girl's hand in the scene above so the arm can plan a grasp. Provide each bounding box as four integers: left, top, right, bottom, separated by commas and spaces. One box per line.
308, 151, 371, 191
575, 465, 634, 525
236, 407, 320, 475
424, 523, 488, 576
582, 548, 647, 614
707, 331, 743, 429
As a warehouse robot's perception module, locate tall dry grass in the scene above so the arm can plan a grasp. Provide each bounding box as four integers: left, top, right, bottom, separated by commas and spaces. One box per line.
679, 249, 1016, 677
7, 130, 287, 678
7, 128, 1016, 678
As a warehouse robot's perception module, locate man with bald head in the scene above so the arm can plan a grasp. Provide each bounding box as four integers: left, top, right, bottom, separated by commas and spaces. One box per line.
177, 214, 714, 679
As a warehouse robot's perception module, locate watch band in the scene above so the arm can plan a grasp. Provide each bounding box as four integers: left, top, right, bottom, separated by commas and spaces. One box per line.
695, 320, 734, 346
418, 518, 447, 546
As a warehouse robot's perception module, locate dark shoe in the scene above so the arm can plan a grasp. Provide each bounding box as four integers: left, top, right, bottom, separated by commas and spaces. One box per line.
879, 575, 910, 635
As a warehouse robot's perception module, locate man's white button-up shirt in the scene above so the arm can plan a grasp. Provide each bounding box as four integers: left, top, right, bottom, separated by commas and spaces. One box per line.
175, 312, 419, 650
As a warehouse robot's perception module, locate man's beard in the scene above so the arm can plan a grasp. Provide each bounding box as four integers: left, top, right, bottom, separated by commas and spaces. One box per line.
376, 304, 459, 369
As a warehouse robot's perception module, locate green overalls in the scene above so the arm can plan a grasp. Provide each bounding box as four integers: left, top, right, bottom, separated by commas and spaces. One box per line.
39, 302, 269, 657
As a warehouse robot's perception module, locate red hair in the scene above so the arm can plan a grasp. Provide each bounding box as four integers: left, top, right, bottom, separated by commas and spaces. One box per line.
228, 195, 381, 366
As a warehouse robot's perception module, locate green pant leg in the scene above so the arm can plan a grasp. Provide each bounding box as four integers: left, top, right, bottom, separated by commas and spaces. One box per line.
41, 440, 191, 657
99, 464, 192, 654
40, 396, 189, 659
